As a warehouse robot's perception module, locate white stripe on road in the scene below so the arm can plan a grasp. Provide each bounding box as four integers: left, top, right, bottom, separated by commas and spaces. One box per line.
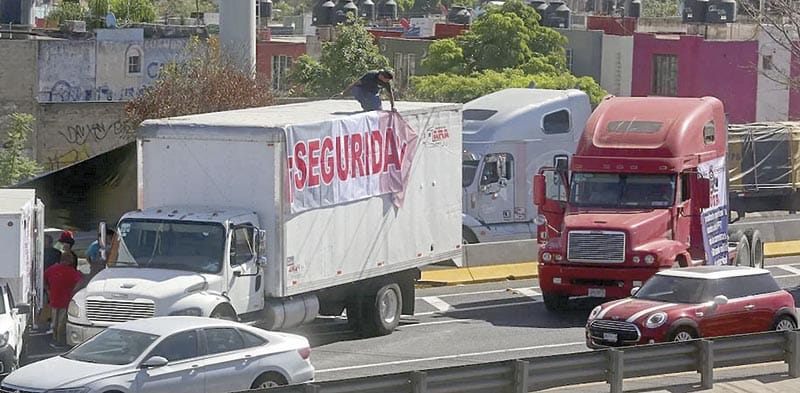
435, 286, 541, 299
316, 341, 585, 373
515, 288, 540, 298
775, 265, 800, 276
421, 296, 452, 313
415, 300, 539, 316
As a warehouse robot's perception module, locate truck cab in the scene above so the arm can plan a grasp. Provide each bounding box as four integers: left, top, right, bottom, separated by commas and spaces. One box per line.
67, 207, 269, 345
462, 88, 591, 243
532, 96, 754, 311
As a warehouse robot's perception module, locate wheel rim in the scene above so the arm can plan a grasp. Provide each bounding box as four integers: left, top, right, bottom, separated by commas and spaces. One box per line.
673, 331, 694, 341
753, 241, 764, 268
259, 380, 280, 388
379, 288, 399, 324
738, 246, 750, 267
776, 319, 796, 331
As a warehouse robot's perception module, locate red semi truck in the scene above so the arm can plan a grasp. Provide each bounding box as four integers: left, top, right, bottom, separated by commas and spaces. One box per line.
532, 96, 763, 311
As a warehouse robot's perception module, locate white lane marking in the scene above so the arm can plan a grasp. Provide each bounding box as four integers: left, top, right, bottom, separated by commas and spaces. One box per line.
626, 303, 676, 323
515, 288, 540, 298
316, 341, 585, 373
415, 300, 539, 316
421, 296, 452, 313
597, 298, 633, 319
434, 286, 541, 299
775, 265, 800, 276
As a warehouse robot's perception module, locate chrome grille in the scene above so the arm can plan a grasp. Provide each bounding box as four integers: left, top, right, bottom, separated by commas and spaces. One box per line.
86, 299, 155, 323
588, 319, 640, 342
567, 230, 625, 262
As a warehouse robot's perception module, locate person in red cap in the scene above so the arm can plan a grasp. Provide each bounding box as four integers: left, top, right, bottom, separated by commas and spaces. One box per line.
56, 230, 79, 270
44, 252, 83, 347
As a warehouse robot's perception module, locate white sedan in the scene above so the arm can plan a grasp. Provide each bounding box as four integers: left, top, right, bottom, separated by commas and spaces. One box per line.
1, 316, 314, 393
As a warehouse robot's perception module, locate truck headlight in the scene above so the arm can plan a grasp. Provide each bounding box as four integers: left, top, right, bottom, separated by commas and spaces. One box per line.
542, 252, 552, 262
169, 307, 203, 316
644, 255, 656, 264
68, 299, 80, 318
645, 312, 668, 328
588, 305, 602, 320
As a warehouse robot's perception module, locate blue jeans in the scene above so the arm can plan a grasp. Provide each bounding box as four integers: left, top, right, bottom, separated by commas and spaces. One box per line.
351, 86, 382, 111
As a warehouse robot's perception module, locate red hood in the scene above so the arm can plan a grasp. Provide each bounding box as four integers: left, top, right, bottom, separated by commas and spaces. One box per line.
564, 209, 671, 246
596, 297, 686, 323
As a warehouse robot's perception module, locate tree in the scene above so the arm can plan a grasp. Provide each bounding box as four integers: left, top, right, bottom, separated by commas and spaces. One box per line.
641, 0, 679, 18
125, 37, 274, 128
110, 0, 157, 23
288, 23, 390, 96
154, 0, 218, 18
0, 113, 42, 187
47, 2, 87, 26
421, 39, 465, 74
739, 0, 800, 91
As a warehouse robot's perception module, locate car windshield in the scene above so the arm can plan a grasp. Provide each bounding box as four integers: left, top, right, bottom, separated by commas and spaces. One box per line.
570, 173, 676, 208
63, 328, 159, 365
114, 219, 225, 274
633, 275, 711, 304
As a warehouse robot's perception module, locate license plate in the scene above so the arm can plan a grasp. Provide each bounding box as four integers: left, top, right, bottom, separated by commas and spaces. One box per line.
603, 332, 618, 342
588, 288, 606, 297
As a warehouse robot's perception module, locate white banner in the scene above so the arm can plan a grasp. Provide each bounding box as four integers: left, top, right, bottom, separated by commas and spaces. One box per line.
286, 111, 418, 214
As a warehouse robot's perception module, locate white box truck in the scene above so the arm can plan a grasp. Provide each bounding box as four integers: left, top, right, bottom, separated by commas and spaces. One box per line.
461, 88, 592, 243
0, 189, 43, 373
67, 100, 462, 345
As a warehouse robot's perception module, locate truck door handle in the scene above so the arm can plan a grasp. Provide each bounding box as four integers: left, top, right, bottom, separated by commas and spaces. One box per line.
744, 304, 755, 310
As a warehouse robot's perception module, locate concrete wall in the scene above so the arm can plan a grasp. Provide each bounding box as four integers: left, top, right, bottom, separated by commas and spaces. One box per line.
558, 29, 603, 83
756, 27, 791, 121
600, 34, 633, 97
379, 37, 433, 91
632, 33, 759, 124
0, 40, 39, 127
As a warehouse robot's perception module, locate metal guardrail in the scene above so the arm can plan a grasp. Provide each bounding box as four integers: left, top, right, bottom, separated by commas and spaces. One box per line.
244, 329, 800, 393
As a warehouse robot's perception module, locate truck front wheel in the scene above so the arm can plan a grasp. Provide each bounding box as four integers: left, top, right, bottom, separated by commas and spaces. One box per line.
210, 304, 238, 321
361, 283, 402, 337
543, 293, 569, 312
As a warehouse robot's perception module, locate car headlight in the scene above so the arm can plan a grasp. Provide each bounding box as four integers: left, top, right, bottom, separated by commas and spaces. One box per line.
0, 331, 9, 347
644, 254, 656, 264
44, 388, 90, 393
169, 307, 203, 316
68, 299, 80, 318
542, 252, 552, 262
645, 312, 668, 328
588, 305, 602, 320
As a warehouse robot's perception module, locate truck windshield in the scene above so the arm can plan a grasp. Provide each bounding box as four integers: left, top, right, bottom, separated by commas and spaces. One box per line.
570, 173, 676, 208
463, 160, 480, 187
114, 219, 225, 274
633, 275, 710, 304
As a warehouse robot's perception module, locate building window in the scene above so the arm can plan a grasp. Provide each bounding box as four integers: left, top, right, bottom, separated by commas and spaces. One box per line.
565, 48, 574, 73
271, 55, 293, 92
651, 54, 678, 96
762, 54, 774, 70
126, 47, 142, 75
407, 53, 416, 79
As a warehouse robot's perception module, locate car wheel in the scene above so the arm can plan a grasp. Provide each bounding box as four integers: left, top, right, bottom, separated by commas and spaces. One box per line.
668, 327, 697, 342
773, 315, 797, 331
251, 372, 287, 389
543, 293, 569, 312
209, 304, 238, 321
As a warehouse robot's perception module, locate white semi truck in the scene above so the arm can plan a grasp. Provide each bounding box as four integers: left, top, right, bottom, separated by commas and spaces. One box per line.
461, 88, 592, 243
66, 100, 462, 345
0, 189, 43, 373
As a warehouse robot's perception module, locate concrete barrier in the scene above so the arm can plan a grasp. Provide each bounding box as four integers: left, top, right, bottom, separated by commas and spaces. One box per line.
463, 239, 538, 267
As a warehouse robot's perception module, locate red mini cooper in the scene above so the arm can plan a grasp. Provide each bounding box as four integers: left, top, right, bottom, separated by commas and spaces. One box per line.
586, 266, 797, 348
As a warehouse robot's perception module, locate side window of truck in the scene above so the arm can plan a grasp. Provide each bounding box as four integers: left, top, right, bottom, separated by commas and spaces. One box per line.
480, 154, 513, 185
231, 227, 255, 265
543, 109, 571, 134
680, 173, 691, 202
703, 121, 715, 145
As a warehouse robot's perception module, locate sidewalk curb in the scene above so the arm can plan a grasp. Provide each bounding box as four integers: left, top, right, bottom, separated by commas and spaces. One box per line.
418, 240, 800, 287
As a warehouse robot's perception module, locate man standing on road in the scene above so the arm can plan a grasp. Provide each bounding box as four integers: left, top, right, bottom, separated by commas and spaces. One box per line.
341, 70, 396, 112
44, 253, 83, 347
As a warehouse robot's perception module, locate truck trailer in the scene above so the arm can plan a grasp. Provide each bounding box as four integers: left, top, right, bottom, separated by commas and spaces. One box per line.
532, 96, 762, 311
66, 101, 463, 345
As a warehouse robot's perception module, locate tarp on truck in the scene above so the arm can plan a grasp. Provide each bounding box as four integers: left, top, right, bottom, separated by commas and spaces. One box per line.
728, 122, 800, 194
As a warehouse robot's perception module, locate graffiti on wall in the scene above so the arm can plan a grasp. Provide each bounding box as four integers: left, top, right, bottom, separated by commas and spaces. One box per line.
44, 144, 91, 171
58, 120, 134, 145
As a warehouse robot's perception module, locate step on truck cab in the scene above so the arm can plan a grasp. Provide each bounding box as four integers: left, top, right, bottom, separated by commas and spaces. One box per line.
533, 96, 763, 311
66, 100, 463, 345
461, 88, 591, 243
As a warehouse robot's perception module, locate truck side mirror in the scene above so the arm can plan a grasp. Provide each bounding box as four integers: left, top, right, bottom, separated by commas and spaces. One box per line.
695, 177, 711, 209
256, 229, 267, 265
533, 174, 546, 206
99, 221, 107, 260
554, 155, 569, 173
15, 303, 30, 315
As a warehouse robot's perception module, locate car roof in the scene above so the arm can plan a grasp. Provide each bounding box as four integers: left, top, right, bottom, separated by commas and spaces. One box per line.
656, 265, 771, 280
108, 316, 243, 336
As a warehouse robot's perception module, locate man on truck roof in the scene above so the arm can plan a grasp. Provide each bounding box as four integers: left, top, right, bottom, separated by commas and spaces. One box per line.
341, 70, 396, 112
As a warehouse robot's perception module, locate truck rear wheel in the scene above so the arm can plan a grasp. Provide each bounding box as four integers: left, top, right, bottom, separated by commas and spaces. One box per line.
744, 229, 764, 268
360, 283, 402, 337
733, 235, 751, 267
543, 293, 569, 312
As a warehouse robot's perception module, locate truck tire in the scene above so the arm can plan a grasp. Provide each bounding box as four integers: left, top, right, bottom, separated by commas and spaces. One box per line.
463, 226, 478, 244
210, 304, 238, 321
744, 229, 764, 268
543, 292, 569, 312
733, 235, 751, 267
361, 283, 402, 337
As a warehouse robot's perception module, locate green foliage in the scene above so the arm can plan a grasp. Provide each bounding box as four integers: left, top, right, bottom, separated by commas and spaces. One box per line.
110, 0, 157, 23
154, 0, 218, 18
408, 69, 607, 104
421, 39, 465, 74
642, 0, 679, 17
47, 2, 87, 26
48, 0, 156, 28
288, 23, 389, 96
0, 113, 42, 187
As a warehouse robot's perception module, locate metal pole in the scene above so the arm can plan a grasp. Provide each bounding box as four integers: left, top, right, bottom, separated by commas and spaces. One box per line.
411, 371, 428, 393
608, 349, 623, 393
515, 360, 530, 393
788, 330, 800, 378
699, 339, 714, 389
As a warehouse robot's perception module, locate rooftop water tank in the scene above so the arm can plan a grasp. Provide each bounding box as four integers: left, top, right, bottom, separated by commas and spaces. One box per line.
628, 0, 641, 17
259, 0, 273, 19
318, 0, 336, 25
360, 0, 376, 20
379, 0, 398, 19
706, 0, 736, 23
342, 0, 358, 22
551, 3, 571, 28
447, 5, 471, 24
682, 0, 708, 22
